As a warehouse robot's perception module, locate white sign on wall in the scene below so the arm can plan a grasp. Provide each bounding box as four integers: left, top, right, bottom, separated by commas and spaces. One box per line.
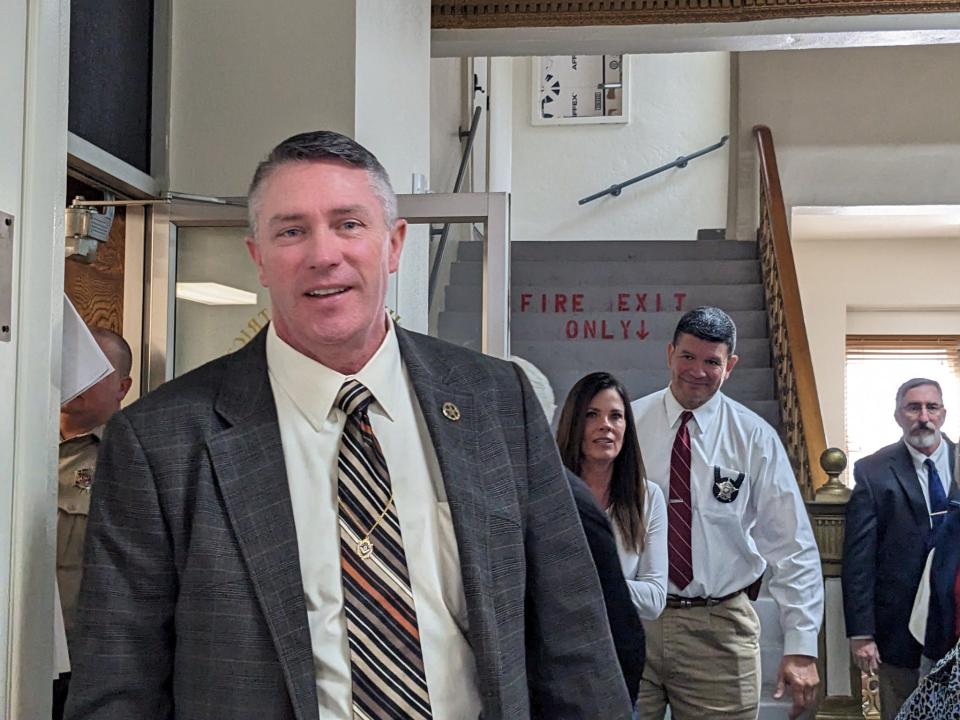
532, 55, 628, 126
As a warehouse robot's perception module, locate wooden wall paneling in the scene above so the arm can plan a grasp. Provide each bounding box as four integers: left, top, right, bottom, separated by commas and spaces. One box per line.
64, 207, 126, 334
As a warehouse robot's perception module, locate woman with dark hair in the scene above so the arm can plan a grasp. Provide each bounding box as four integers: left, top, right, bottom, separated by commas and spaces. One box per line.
557, 372, 668, 621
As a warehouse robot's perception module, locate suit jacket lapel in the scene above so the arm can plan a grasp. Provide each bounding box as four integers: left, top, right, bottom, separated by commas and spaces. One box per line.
396, 328, 503, 711
890, 441, 930, 527
207, 331, 319, 720
946, 439, 960, 504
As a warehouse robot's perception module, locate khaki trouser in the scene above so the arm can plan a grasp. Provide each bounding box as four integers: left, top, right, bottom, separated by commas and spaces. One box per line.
637, 592, 761, 720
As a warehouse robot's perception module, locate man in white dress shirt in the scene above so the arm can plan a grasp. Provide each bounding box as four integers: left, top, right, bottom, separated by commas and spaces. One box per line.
65, 131, 630, 720
631, 306, 823, 720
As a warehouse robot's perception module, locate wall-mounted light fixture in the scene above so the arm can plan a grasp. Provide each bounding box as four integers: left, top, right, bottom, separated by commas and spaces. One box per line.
65, 194, 117, 263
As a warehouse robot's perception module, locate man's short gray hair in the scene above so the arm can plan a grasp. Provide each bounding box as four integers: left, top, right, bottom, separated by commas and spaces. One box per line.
246, 130, 397, 235
673, 306, 737, 354
895, 377, 943, 409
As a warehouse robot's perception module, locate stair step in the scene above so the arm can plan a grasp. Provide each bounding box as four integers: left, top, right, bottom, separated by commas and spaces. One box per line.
455, 239, 758, 262
451, 259, 761, 286
444, 284, 766, 314
511, 338, 771, 370
438, 241, 781, 433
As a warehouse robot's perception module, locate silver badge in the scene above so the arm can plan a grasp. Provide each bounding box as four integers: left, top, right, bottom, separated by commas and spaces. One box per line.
712, 466, 744, 503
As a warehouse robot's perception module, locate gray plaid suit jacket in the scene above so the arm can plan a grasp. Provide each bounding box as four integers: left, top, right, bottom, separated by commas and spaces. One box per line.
65, 327, 631, 720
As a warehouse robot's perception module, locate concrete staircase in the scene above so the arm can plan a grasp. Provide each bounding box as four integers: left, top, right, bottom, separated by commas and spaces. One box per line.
438, 238, 796, 718
438, 239, 779, 430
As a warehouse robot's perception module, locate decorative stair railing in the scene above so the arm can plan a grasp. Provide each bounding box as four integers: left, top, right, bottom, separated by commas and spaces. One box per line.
755, 126, 870, 719
753, 125, 828, 499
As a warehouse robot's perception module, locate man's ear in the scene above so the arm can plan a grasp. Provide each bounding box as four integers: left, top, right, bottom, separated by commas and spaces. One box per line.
388, 219, 406, 274
724, 353, 739, 378
118, 375, 133, 401
246, 236, 268, 288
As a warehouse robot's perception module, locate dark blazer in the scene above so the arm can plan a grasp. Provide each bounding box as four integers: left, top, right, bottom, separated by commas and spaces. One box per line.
923, 506, 960, 664
65, 328, 631, 720
843, 438, 958, 668
565, 469, 645, 702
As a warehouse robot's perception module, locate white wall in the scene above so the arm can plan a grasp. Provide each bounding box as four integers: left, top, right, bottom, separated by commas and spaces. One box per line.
169, 0, 357, 197
736, 45, 960, 238
431, 58, 467, 195
428, 57, 468, 331
510, 52, 730, 241
0, 10, 28, 707
355, 0, 431, 332
794, 234, 960, 449
0, 0, 69, 715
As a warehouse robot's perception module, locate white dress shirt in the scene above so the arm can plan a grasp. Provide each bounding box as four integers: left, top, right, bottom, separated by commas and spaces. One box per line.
631, 387, 824, 657
904, 438, 952, 523
612, 481, 668, 620
266, 321, 482, 719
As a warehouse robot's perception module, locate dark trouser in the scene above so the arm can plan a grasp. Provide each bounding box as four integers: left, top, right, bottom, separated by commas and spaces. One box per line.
52, 672, 70, 720
878, 664, 918, 720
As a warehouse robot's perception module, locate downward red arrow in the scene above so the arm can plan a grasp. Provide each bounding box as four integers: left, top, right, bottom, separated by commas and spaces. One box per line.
636, 320, 649, 340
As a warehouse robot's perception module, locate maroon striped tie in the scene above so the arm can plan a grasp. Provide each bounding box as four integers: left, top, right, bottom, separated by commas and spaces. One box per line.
668, 411, 695, 590
336, 380, 433, 719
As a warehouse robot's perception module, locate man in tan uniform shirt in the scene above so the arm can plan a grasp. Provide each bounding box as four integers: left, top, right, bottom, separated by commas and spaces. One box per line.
55, 326, 132, 716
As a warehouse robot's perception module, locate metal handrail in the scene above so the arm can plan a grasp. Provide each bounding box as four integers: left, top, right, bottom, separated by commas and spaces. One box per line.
578, 135, 729, 205
428, 105, 482, 306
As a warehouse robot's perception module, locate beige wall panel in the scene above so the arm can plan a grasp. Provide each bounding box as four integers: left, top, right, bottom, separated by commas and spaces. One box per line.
795, 234, 960, 449
169, 0, 357, 196
737, 45, 960, 238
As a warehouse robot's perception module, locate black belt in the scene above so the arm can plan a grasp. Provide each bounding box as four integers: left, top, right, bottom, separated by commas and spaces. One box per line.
665, 588, 745, 609
665, 576, 763, 609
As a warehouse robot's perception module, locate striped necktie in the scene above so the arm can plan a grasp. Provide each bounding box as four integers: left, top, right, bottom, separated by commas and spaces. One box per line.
668, 410, 695, 590
336, 380, 433, 719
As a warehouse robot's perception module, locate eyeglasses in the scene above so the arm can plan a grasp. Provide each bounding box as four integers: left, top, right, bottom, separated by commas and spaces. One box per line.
900, 402, 944, 416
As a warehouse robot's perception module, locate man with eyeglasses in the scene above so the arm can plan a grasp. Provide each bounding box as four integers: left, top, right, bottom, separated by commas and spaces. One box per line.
843, 378, 957, 720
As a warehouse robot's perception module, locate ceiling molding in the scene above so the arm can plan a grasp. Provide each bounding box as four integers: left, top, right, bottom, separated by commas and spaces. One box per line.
431, 1, 960, 29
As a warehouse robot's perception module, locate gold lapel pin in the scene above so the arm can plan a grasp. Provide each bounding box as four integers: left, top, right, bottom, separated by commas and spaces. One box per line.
442, 402, 461, 421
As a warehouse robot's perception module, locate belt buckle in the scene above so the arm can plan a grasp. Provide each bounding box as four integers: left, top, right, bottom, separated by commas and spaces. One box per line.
679, 598, 694, 609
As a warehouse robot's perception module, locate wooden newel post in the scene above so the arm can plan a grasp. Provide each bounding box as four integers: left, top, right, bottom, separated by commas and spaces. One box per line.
806, 448, 875, 719
815, 448, 851, 504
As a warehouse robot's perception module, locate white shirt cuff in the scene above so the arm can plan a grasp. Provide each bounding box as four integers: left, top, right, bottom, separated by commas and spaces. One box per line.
783, 630, 820, 659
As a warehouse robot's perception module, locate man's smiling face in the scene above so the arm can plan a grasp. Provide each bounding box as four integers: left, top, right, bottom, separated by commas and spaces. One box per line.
246, 160, 405, 372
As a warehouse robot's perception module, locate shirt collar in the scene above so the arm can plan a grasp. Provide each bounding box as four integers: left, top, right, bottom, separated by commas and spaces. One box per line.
903, 435, 948, 474
59, 424, 105, 443
663, 385, 722, 433
266, 318, 401, 431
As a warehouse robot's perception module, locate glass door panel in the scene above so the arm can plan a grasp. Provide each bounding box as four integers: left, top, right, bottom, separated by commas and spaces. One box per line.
174, 226, 269, 377
145, 192, 509, 390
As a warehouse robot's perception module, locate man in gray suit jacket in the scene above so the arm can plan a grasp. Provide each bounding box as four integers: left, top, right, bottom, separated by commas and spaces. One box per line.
65, 131, 630, 720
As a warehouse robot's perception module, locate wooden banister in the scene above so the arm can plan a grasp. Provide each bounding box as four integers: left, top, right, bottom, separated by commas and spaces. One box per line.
753, 125, 828, 497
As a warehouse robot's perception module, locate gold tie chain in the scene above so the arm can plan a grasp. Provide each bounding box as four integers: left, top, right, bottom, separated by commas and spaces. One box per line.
338, 493, 395, 560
